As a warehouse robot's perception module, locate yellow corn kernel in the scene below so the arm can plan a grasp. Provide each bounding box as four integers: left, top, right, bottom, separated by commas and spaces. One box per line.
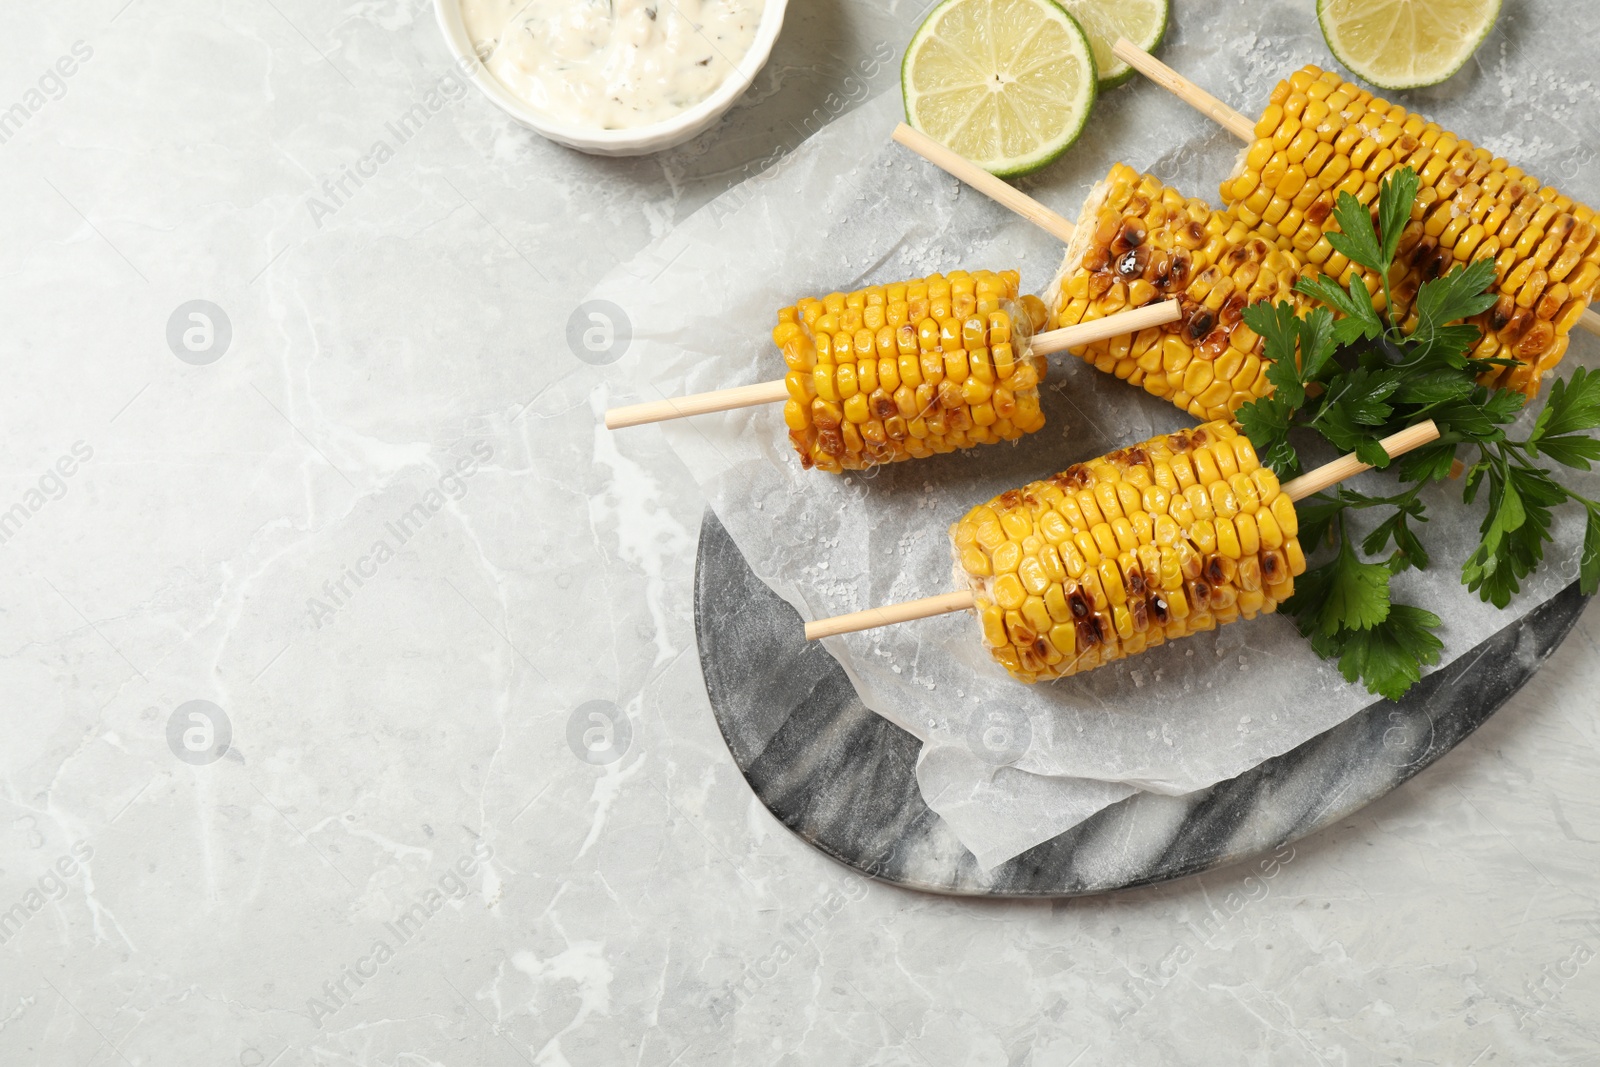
1018, 555, 1051, 596
991, 539, 1023, 575
1251, 467, 1281, 502
1209, 479, 1241, 519
1090, 522, 1119, 558
1095, 481, 1125, 520
1255, 507, 1284, 549
1215, 516, 1243, 559
1142, 484, 1172, 516
1043, 584, 1071, 623
1040, 545, 1067, 584
979, 604, 1007, 647
1100, 559, 1128, 606
1228, 472, 1260, 514
1048, 623, 1077, 657
1270, 494, 1299, 537
1284, 537, 1307, 576
1022, 596, 1053, 635
1234, 513, 1261, 556
1111, 517, 1139, 553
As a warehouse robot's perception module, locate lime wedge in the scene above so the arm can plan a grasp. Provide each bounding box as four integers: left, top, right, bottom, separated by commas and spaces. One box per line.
1060, 0, 1168, 88
1318, 0, 1502, 90
902, 0, 1097, 178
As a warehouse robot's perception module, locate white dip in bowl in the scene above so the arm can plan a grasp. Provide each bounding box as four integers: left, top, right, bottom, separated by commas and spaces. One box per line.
437, 0, 787, 155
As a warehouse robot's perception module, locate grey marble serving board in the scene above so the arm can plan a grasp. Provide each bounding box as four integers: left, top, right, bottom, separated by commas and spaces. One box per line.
694, 508, 1591, 896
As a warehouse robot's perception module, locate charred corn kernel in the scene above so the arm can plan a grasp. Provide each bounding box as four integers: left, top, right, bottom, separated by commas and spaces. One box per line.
953, 420, 1300, 682
1048, 163, 1306, 421
780, 271, 1043, 470
1220, 65, 1600, 397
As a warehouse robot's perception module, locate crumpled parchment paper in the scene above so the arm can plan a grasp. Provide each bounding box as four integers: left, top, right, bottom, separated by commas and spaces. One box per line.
591, 48, 1600, 870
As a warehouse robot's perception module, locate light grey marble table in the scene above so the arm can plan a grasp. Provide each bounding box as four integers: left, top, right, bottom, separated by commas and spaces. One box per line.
3, 0, 1599, 1064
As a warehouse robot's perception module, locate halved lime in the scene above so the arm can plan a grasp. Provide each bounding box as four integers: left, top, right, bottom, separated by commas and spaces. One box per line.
1061, 0, 1168, 88
1318, 0, 1501, 90
902, 0, 1098, 178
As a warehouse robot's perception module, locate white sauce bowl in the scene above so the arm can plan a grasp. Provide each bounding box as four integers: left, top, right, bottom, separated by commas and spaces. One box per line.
433, 0, 789, 157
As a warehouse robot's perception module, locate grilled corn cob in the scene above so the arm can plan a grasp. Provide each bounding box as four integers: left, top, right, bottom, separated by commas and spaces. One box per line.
1046, 164, 1309, 422
950, 419, 1305, 683
1221, 65, 1600, 396
776, 270, 1052, 472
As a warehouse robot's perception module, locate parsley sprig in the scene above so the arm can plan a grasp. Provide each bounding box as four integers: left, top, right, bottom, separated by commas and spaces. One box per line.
1234, 168, 1600, 700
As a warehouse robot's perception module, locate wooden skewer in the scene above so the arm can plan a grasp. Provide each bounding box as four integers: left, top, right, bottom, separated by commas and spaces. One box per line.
892, 124, 1078, 244
603, 299, 1182, 430
1110, 37, 1600, 341
605, 380, 789, 430
1279, 419, 1440, 500
1109, 39, 1255, 142
805, 590, 979, 641
802, 419, 1440, 640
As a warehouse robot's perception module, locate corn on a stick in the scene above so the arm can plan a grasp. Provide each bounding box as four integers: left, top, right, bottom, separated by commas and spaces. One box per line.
1112, 38, 1600, 396
803, 420, 1441, 685
604, 299, 1179, 431
1046, 163, 1306, 422
893, 126, 1302, 424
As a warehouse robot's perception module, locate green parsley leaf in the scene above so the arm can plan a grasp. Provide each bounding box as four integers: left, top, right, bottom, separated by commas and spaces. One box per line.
1409, 260, 1498, 363
1533, 366, 1600, 441
1362, 507, 1431, 572
1295, 493, 1346, 553
1296, 274, 1384, 346
1462, 460, 1562, 607
1355, 437, 1392, 469
1289, 534, 1393, 637
1414, 258, 1500, 330
1582, 505, 1600, 597
1392, 369, 1478, 407
1245, 301, 1305, 405
1407, 323, 1487, 369
1313, 368, 1402, 453
1530, 434, 1600, 470
1428, 389, 1521, 442
1324, 191, 1386, 275
1377, 168, 1420, 268
1397, 441, 1459, 484
1242, 300, 1300, 364
1237, 395, 1297, 475
1332, 604, 1443, 701
1296, 307, 1339, 381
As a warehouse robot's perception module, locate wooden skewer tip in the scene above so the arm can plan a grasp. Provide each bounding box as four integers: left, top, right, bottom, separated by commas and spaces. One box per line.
891, 123, 1078, 244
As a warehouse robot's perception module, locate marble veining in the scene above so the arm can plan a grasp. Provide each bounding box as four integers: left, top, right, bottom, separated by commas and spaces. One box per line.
696, 509, 1593, 896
